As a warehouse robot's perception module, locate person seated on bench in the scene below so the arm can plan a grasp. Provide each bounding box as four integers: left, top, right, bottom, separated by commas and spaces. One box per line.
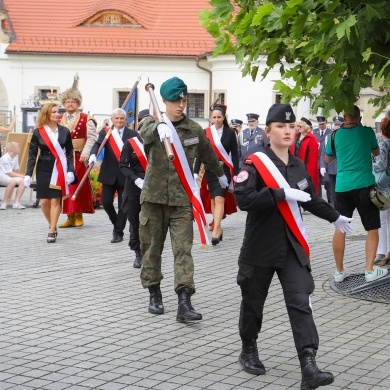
0, 141, 27, 209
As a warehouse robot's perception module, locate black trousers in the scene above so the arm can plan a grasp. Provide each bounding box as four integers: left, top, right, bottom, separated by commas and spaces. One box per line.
328, 174, 337, 206
102, 180, 126, 236
126, 193, 141, 252
237, 248, 319, 352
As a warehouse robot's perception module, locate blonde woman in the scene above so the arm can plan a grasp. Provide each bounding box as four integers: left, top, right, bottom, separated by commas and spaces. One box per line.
25, 103, 74, 242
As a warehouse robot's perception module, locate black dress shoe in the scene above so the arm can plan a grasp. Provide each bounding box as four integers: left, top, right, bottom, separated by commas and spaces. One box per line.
111, 231, 123, 243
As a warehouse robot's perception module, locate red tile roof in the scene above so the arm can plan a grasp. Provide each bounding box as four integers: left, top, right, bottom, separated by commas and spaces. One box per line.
4, 0, 215, 56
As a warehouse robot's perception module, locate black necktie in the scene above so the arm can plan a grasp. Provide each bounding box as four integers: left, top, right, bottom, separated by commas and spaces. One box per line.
320, 130, 324, 137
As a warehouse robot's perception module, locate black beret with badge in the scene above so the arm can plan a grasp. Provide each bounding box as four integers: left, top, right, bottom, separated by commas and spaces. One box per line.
265, 104, 296, 124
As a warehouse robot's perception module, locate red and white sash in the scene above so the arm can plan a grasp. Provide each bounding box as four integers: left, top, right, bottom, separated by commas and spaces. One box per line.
205, 125, 234, 189
38, 126, 69, 198
106, 128, 124, 161
128, 137, 147, 171
162, 114, 210, 246
250, 152, 310, 257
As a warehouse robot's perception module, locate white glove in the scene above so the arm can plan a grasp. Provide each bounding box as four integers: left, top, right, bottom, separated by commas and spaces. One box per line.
88, 154, 97, 165
320, 167, 326, 177
284, 188, 312, 202
333, 215, 353, 234
24, 175, 31, 188
66, 172, 75, 185
157, 123, 173, 142
194, 173, 199, 182
218, 175, 229, 188
134, 178, 144, 189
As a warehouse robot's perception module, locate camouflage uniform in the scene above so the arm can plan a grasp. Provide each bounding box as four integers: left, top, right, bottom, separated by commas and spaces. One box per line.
139, 115, 224, 292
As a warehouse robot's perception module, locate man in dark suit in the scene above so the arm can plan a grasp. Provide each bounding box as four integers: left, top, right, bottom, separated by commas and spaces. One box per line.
89, 108, 132, 243
238, 113, 267, 168
313, 115, 332, 199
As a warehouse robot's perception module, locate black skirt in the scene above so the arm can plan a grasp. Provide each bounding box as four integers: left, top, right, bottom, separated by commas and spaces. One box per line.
36, 156, 62, 199
204, 168, 232, 199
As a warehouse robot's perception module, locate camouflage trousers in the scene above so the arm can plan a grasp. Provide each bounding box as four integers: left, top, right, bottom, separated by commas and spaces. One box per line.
139, 201, 195, 292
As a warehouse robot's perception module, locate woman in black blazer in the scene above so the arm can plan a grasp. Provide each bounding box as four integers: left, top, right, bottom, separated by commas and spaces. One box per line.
25, 103, 74, 243
195, 105, 239, 245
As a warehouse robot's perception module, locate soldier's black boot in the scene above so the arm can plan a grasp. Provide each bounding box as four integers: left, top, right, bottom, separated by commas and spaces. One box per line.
239, 339, 265, 375
299, 348, 334, 389
176, 287, 202, 323
148, 284, 164, 314
133, 251, 143, 269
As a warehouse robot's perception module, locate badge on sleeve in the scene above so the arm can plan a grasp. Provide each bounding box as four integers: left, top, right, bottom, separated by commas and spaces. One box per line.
297, 178, 308, 190
235, 170, 250, 183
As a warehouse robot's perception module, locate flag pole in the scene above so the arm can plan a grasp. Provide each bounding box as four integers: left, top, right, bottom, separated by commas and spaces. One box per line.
145, 82, 174, 161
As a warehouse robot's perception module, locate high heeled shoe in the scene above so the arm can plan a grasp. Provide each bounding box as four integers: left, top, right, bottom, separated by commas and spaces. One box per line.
211, 232, 223, 246
211, 236, 220, 245
47, 233, 56, 243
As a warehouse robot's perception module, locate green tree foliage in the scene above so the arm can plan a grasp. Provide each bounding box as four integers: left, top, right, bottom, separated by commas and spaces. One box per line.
199, 0, 390, 115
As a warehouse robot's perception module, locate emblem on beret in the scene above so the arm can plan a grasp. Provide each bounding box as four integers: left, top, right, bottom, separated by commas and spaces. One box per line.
179, 92, 185, 99
285, 111, 291, 120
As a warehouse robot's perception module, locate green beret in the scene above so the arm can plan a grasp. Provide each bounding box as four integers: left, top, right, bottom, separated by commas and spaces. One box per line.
160, 77, 187, 101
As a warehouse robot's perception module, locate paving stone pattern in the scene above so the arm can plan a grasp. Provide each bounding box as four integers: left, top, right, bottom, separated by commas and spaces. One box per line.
1, 190, 390, 389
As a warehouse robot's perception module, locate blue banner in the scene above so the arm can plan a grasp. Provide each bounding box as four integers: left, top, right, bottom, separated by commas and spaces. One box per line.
123, 89, 137, 129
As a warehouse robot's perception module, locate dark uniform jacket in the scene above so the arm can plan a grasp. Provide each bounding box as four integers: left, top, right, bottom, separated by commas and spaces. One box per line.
238, 126, 268, 167
234, 147, 340, 268
90, 126, 132, 186
26, 125, 74, 177
119, 131, 145, 197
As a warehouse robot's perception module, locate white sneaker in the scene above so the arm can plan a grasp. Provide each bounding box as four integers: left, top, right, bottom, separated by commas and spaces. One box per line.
334, 269, 350, 283
365, 266, 389, 282
12, 203, 26, 209
0, 203, 7, 210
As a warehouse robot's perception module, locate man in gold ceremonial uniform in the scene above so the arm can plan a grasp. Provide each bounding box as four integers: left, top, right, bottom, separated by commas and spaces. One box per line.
59, 76, 97, 227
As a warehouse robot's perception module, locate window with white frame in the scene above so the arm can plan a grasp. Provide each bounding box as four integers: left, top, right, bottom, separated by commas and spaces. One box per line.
186, 93, 205, 119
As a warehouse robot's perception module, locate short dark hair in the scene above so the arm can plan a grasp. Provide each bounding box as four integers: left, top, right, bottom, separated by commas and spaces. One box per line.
344, 105, 360, 120
381, 117, 390, 138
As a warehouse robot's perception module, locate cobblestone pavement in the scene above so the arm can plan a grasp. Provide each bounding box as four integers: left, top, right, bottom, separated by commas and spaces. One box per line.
1, 189, 390, 390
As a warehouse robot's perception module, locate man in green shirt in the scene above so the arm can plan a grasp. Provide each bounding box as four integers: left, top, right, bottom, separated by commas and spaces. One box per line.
325, 105, 388, 283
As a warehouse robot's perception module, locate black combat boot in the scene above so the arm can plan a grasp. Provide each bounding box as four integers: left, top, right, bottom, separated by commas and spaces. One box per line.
299, 348, 334, 389
148, 284, 164, 314
133, 251, 143, 269
176, 287, 202, 323
239, 339, 266, 375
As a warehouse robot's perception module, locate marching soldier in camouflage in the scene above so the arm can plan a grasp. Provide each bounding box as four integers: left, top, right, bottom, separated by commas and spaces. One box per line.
139, 76, 226, 323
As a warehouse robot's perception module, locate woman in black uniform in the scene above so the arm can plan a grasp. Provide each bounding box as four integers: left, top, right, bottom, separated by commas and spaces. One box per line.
234, 103, 352, 389
25, 103, 74, 243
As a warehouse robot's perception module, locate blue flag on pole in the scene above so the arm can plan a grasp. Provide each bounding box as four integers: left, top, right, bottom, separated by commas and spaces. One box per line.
123, 88, 137, 130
